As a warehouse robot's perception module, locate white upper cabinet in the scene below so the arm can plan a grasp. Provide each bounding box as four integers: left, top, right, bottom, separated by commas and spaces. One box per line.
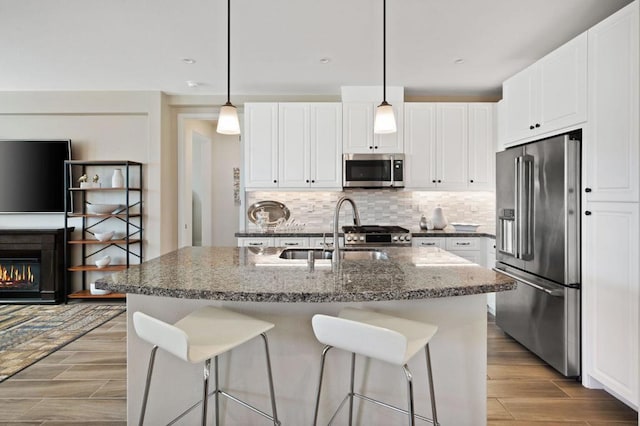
405, 102, 495, 190
468, 103, 495, 189
278, 102, 342, 189
585, 2, 639, 203
278, 103, 310, 188
244, 103, 279, 188
404, 103, 436, 188
343, 102, 404, 153
436, 103, 469, 189
245, 102, 341, 190
309, 103, 343, 188
502, 32, 587, 146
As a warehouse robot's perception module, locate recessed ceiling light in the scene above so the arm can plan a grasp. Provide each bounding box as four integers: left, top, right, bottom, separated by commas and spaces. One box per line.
182, 58, 196, 64
186, 81, 199, 88
454, 58, 465, 64
319, 58, 331, 64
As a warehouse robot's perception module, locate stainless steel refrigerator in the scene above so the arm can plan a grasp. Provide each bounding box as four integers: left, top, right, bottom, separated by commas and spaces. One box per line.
495, 131, 581, 377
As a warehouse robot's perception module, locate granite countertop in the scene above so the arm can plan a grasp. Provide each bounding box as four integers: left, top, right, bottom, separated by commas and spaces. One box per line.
96, 246, 514, 303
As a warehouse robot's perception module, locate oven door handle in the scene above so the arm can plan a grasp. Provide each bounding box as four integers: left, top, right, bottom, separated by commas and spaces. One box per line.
493, 267, 565, 297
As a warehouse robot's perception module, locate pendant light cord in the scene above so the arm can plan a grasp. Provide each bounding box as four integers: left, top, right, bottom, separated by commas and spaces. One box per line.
226, 0, 231, 105
382, 0, 386, 103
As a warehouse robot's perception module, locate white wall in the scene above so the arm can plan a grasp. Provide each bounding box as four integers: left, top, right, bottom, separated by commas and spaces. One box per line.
0, 91, 176, 292
182, 118, 240, 247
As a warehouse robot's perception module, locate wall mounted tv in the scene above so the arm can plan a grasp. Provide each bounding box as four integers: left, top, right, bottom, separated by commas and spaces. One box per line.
0, 140, 72, 213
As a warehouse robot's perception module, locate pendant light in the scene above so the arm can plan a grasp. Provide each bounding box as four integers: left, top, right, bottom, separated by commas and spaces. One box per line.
217, 0, 241, 135
373, 0, 397, 134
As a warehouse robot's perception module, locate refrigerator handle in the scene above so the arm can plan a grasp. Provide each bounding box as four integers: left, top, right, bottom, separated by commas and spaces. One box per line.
514, 157, 521, 259
515, 155, 533, 260
521, 155, 534, 260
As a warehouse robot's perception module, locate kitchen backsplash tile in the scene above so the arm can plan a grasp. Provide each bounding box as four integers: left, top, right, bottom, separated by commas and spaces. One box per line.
245, 190, 495, 232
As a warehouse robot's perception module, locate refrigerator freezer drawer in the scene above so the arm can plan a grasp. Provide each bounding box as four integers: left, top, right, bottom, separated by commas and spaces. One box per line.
496, 274, 580, 377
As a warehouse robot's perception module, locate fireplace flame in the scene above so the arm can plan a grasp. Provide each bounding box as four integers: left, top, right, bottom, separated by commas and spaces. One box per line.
0, 264, 35, 284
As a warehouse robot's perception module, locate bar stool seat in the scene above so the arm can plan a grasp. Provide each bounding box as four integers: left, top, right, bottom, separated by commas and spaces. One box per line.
312, 307, 439, 426
133, 306, 280, 425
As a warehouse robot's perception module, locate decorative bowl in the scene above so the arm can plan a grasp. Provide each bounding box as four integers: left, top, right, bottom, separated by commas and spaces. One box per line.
90, 282, 111, 296
86, 203, 123, 214
95, 256, 111, 268
94, 231, 114, 242
450, 223, 480, 232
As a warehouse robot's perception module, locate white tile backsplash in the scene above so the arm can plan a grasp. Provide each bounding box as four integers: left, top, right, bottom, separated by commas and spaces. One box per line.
245, 190, 495, 232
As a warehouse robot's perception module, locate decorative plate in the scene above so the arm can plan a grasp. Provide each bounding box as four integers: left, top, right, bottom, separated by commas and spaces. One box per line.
247, 201, 291, 226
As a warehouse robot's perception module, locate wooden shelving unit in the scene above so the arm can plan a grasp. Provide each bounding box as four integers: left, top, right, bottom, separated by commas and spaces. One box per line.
67, 289, 127, 299
64, 160, 143, 302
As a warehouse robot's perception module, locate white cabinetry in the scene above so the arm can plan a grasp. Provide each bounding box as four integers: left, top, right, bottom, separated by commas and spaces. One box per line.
238, 237, 274, 248
502, 32, 587, 146
404, 103, 494, 190
445, 237, 482, 264
245, 103, 342, 190
278, 103, 342, 189
582, 1, 639, 408
343, 102, 404, 153
583, 202, 639, 405
412, 237, 445, 249
244, 103, 279, 188
585, 5, 639, 203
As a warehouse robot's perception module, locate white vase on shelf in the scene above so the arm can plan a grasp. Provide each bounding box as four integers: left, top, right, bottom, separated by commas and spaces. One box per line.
111, 168, 124, 188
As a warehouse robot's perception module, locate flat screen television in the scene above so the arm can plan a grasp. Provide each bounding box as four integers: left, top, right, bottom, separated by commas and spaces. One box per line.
0, 140, 72, 213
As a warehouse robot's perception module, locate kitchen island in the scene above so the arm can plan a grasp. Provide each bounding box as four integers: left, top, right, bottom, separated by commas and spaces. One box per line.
97, 246, 514, 425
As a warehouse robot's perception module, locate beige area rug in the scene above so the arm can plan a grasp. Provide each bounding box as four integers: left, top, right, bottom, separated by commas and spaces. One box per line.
0, 304, 125, 382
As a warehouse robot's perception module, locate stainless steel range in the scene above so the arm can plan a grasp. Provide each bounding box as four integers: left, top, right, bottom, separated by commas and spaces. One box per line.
342, 225, 412, 246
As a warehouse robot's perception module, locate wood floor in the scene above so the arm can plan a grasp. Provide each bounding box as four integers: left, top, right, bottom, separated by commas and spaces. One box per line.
0, 309, 636, 425
487, 316, 637, 425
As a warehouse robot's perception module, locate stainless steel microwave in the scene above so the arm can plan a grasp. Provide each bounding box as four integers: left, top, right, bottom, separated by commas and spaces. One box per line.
343, 153, 404, 188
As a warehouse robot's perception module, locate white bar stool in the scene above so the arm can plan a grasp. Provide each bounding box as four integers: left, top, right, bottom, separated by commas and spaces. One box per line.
311, 307, 439, 426
133, 306, 280, 426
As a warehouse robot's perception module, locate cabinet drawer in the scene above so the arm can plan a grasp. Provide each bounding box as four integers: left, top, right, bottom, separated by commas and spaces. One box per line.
446, 237, 480, 251
412, 238, 446, 249
239, 238, 274, 247
309, 237, 343, 248
274, 237, 309, 247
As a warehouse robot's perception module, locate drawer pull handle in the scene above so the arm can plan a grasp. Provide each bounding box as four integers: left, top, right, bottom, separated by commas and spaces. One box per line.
421, 242, 436, 246
456, 242, 471, 246
249, 242, 263, 246
284, 242, 299, 246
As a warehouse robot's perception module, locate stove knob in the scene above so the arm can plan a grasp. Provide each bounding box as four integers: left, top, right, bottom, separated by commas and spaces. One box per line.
406, 235, 411, 241
346, 236, 352, 242
393, 236, 399, 241
399, 235, 405, 241
359, 236, 365, 241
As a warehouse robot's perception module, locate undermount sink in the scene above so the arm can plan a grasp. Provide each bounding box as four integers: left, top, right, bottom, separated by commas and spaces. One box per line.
278, 248, 389, 261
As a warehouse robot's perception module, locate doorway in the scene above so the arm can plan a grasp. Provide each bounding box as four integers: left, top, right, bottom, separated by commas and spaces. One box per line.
177, 113, 241, 248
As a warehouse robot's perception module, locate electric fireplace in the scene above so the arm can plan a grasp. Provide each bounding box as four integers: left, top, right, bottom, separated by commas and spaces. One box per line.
0, 229, 68, 304
0, 256, 40, 292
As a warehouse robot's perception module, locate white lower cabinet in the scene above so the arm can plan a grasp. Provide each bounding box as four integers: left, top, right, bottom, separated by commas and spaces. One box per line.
583, 201, 639, 407
238, 237, 274, 248
274, 237, 309, 248
412, 237, 445, 249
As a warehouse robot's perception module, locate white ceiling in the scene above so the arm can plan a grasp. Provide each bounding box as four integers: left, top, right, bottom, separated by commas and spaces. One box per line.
0, 0, 633, 98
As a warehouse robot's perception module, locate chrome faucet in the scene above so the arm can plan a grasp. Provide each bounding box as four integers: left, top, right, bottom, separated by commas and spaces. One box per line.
332, 196, 361, 271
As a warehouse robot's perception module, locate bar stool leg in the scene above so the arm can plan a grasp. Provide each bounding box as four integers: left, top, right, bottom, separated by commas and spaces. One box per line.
139, 345, 158, 426
424, 344, 438, 426
402, 365, 416, 426
214, 356, 220, 426
348, 352, 356, 426
313, 345, 332, 426
202, 358, 211, 426
260, 333, 280, 426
